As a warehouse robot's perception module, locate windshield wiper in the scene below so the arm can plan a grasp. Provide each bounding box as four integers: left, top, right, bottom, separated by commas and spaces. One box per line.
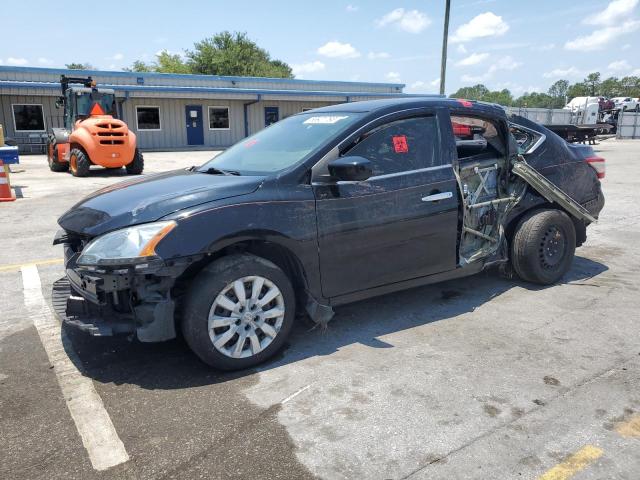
199, 167, 241, 176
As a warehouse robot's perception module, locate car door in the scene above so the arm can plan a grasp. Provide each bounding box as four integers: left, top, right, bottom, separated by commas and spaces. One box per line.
312, 111, 459, 298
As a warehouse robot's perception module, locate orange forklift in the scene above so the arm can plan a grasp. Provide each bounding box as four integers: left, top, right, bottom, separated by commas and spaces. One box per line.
47, 75, 143, 176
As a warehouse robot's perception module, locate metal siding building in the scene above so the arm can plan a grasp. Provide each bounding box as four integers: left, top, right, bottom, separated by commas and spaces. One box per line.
0, 66, 408, 152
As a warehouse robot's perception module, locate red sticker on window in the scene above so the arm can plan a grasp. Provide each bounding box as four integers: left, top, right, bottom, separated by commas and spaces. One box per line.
392, 135, 408, 153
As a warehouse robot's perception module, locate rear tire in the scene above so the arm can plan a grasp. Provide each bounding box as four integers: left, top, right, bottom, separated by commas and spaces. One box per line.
47, 140, 68, 172
181, 254, 296, 370
511, 209, 576, 285
69, 148, 90, 177
126, 149, 144, 175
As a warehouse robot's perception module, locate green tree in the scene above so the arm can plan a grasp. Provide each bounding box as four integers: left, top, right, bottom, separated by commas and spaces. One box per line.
584, 72, 601, 95
65, 63, 94, 70
155, 51, 190, 73
599, 77, 623, 97
186, 31, 293, 78
450, 85, 513, 106
449, 84, 490, 101
567, 81, 590, 99
547, 80, 569, 107
125, 60, 154, 72
514, 92, 555, 108
620, 76, 640, 96
125, 51, 189, 74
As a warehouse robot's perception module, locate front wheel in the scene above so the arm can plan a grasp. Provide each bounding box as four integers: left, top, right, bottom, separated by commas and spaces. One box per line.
69, 148, 90, 177
126, 149, 144, 175
181, 254, 296, 370
511, 209, 576, 285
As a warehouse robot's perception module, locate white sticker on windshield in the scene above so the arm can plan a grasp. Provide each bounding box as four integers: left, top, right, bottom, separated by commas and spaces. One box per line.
303, 115, 348, 124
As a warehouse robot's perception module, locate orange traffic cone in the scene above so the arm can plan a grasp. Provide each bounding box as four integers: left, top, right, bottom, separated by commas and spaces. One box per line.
0, 160, 16, 202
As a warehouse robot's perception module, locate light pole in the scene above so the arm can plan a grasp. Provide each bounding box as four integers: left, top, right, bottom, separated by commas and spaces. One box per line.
439, 0, 451, 96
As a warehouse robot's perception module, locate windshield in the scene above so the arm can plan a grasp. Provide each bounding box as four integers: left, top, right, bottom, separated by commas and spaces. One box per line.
76, 91, 117, 116
198, 112, 364, 175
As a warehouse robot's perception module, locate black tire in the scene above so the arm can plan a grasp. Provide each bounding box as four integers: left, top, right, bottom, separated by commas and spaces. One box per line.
69, 148, 90, 177
47, 140, 68, 172
181, 254, 296, 370
126, 149, 144, 175
511, 209, 576, 285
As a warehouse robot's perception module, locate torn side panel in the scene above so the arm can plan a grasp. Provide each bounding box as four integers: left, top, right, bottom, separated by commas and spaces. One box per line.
511, 157, 597, 224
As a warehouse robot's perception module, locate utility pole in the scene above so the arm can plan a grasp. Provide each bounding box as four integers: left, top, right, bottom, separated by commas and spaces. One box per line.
439, 0, 451, 96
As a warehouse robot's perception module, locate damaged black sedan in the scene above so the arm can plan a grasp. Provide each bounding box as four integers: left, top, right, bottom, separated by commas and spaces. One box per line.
54, 98, 605, 370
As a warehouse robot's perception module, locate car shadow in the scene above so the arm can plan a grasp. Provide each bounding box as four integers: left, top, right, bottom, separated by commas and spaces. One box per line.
63, 255, 607, 389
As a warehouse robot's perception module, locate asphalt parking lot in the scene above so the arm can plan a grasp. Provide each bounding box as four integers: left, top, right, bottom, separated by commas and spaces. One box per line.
1, 141, 639, 480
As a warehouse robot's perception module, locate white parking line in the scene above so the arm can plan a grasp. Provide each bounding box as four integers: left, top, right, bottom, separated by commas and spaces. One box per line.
20, 265, 129, 471
281, 384, 311, 405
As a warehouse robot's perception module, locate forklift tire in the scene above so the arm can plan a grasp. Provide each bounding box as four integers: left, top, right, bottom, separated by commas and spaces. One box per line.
126, 149, 144, 175
69, 148, 90, 177
47, 142, 68, 172
511, 209, 576, 285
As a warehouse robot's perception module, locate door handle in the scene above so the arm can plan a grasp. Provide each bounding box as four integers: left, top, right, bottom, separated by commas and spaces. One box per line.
422, 191, 453, 202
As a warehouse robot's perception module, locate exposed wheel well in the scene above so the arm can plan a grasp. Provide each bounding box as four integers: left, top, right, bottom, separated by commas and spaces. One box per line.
505, 203, 587, 249
173, 240, 308, 313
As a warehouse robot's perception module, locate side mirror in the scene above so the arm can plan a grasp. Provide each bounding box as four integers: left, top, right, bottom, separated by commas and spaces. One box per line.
328, 156, 373, 182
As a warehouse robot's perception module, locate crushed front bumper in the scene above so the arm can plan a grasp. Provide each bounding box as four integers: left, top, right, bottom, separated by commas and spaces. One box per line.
53, 242, 188, 342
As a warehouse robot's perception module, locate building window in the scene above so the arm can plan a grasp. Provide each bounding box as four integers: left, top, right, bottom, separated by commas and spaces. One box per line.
208, 106, 230, 130
136, 106, 161, 131
12, 104, 45, 132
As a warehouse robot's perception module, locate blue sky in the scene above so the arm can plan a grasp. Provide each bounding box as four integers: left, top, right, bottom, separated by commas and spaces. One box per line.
1, 0, 639, 95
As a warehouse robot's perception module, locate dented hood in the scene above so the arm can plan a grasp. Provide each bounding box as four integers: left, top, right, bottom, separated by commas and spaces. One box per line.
58, 169, 263, 236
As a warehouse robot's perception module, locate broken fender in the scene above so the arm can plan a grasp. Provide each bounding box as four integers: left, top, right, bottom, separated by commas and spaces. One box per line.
512, 157, 597, 224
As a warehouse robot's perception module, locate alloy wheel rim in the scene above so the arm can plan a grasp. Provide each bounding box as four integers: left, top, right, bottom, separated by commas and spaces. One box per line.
539, 225, 566, 270
208, 275, 285, 359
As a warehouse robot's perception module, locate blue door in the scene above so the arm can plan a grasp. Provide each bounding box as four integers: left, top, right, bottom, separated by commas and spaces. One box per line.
185, 105, 204, 145
264, 106, 279, 127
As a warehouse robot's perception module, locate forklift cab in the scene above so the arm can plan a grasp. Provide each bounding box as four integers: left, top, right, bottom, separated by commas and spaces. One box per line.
56, 87, 117, 130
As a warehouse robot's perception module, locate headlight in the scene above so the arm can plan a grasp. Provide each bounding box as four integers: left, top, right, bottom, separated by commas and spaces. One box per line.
77, 221, 177, 266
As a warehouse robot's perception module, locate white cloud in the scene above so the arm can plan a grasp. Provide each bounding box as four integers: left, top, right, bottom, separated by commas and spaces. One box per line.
531, 43, 555, 52
456, 44, 468, 54
386, 71, 401, 82
292, 61, 326, 76
367, 51, 390, 60
633, 68, 640, 75
543, 66, 582, 78
459, 55, 521, 83
608, 59, 631, 71
461, 73, 487, 83
490, 55, 521, 71
584, 0, 639, 26
496, 82, 541, 95
565, 20, 640, 51
6, 57, 28, 66
451, 12, 509, 43
407, 79, 439, 92
622, 43, 631, 49
317, 41, 360, 58
455, 52, 490, 66
37, 57, 54, 65
346, 4, 358, 12
376, 8, 431, 34
112, 53, 124, 61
